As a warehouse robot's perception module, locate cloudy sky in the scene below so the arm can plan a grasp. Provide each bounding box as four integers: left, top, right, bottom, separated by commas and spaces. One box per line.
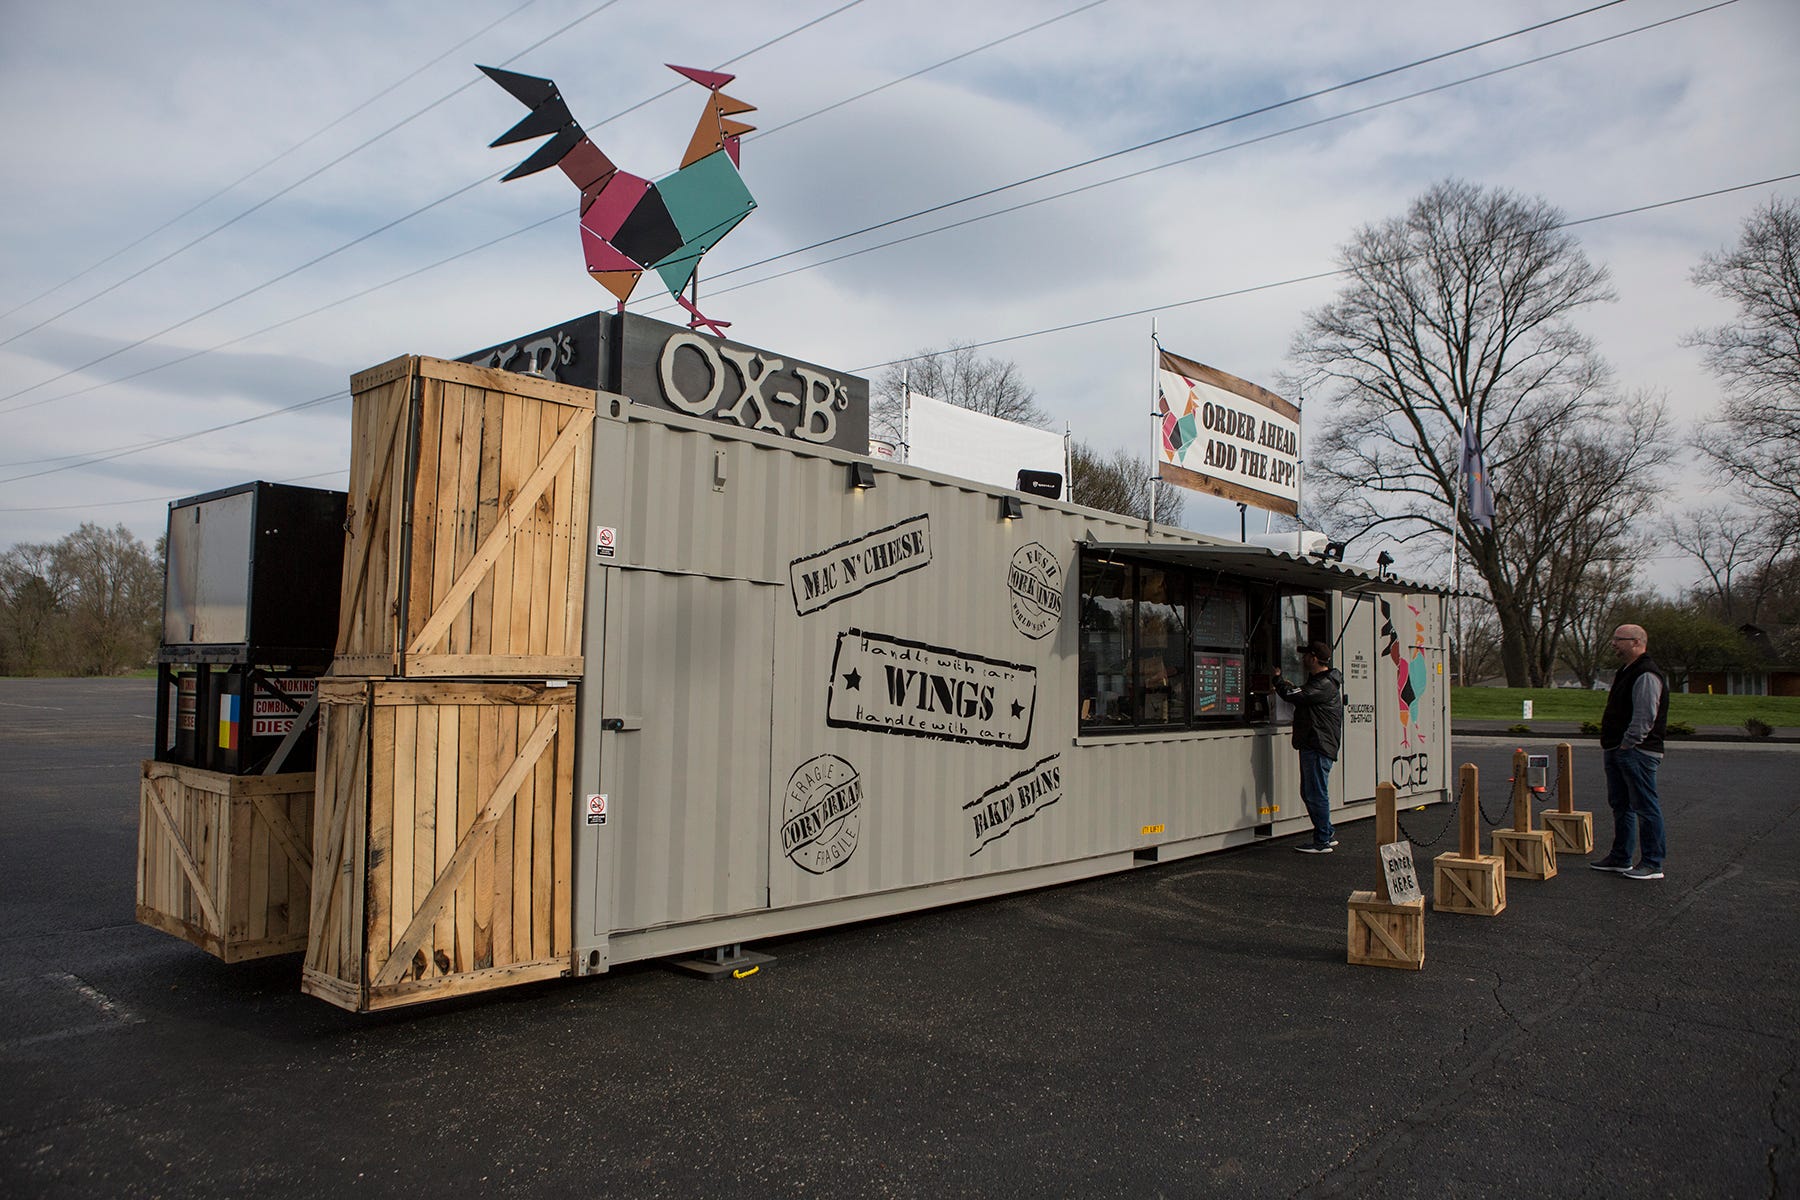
2, 0, 1796, 590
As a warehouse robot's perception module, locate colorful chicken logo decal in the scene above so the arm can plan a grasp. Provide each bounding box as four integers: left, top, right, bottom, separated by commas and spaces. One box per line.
1379, 598, 1431, 748
1157, 370, 1200, 458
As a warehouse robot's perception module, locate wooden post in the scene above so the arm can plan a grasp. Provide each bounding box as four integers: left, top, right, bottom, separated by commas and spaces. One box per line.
1433, 762, 1506, 916
1543, 740, 1594, 855
1493, 748, 1557, 879
1348, 781, 1424, 968
1459, 763, 1479, 860
1510, 747, 1531, 832
1375, 782, 1397, 901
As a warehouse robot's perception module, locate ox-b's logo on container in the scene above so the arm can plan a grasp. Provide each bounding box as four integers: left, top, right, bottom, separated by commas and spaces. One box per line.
1006, 542, 1063, 640
781, 754, 863, 874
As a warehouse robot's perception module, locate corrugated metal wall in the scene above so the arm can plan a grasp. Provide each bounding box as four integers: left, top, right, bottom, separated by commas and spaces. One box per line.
583, 403, 1441, 944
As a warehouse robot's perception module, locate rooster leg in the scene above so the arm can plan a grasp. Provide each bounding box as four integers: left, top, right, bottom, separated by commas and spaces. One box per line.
674, 292, 732, 337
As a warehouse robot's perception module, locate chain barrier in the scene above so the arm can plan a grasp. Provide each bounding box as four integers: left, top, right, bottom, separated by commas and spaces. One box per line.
1396, 772, 1464, 848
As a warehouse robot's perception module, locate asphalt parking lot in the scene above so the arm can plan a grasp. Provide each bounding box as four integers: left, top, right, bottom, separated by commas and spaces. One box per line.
2, 677, 1795, 1198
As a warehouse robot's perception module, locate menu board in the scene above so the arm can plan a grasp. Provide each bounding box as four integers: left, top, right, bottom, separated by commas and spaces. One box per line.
1191, 584, 1246, 647
1194, 653, 1246, 716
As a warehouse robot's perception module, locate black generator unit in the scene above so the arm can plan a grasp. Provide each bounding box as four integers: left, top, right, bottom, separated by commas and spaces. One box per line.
154, 481, 347, 775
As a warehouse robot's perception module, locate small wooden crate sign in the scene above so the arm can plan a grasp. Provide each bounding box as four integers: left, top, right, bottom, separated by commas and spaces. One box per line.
1432, 853, 1506, 916
1542, 810, 1594, 856
1492, 828, 1557, 880
334, 356, 595, 679
303, 679, 576, 1012
137, 762, 315, 963
1347, 891, 1425, 970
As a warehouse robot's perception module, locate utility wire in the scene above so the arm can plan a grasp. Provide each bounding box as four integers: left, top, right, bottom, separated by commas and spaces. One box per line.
4, 169, 1791, 490
0, 0, 544, 326
0, 0, 630, 353
0, 0, 872, 411
664, 0, 1740, 314
852, 170, 1800, 375
699, 0, 1646, 287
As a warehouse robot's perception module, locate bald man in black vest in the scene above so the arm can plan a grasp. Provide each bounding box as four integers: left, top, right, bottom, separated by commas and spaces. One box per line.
1591, 623, 1669, 881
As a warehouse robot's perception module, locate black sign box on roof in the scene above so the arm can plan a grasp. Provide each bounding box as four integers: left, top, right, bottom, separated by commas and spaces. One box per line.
460, 312, 870, 454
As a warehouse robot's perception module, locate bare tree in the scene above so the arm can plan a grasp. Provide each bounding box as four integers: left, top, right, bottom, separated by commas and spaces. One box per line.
0, 542, 72, 674
1688, 196, 1800, 537
1069, 442, 1185, 526
1558, 566, 1644, 688
871, 341, 1051, 444
1289, 178, 1670, 686
1664, 504, 1796, 624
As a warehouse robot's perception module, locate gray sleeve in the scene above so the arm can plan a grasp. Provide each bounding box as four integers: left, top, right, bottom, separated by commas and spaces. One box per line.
1621, 672, 1663, 749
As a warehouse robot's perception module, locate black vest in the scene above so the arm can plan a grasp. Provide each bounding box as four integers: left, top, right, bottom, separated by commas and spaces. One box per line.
1601, 654, 1669, 753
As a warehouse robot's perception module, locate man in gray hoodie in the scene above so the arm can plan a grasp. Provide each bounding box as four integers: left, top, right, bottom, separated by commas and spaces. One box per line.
1273, 640, 1345, 853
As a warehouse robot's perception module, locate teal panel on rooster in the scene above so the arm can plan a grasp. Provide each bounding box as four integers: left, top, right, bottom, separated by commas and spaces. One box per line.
657, 150, 754, 242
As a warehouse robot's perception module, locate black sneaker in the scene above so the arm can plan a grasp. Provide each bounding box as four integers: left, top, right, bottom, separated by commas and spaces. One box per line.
1295, 843, 1334, 854
1589, 859, 1632, 873
1623, 864, 1664, 880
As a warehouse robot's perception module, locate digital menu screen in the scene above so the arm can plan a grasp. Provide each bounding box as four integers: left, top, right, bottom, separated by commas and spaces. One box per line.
1194, 652, 1246, 716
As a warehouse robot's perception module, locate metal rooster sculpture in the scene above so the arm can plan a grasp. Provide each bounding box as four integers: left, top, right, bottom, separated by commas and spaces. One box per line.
478, 63, 756, 337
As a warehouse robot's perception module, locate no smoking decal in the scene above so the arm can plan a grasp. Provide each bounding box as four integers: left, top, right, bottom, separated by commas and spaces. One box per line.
586, 794, 608, 826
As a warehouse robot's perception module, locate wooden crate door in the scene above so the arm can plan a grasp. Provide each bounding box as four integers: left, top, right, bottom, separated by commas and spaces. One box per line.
363, 686, 575, 1006
335, 359, 415, 673
304, 692, 371, 1005
400, 374, 592, 677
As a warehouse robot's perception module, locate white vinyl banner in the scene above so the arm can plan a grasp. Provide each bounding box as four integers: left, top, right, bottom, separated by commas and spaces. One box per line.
905, 393, 1066, 497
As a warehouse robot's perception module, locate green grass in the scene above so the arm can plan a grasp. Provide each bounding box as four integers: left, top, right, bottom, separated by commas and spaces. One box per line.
1453, 687, 1800, 729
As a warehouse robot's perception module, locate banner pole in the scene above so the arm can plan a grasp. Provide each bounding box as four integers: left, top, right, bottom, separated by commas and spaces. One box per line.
1149, 319, 1160, 531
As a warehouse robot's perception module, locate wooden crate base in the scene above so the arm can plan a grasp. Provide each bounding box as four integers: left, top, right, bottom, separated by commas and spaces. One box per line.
1492, 828, 1557, 880
1347, 891, 1425, 970
1432, 852, 1507, 915
138, 762, 315, 963
1542, 810, 1594, 855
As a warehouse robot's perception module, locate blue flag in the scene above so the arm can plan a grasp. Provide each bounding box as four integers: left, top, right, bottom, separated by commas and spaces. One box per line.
1460, 417, 1495, 529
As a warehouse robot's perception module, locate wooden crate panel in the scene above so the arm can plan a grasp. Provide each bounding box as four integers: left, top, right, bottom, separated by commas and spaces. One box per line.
1346, 890, 1425, 970
1542, 810, 1594, 855
1492, 828, 1558, 880
1432, 853, 1507, 916
335, 356, 594, 678
136, 762, 314, 963
303, 680, 575, 1012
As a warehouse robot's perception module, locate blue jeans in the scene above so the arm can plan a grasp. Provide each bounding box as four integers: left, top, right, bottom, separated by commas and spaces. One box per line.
1299, 749, 1334, 846
1602, 747, 1665, 868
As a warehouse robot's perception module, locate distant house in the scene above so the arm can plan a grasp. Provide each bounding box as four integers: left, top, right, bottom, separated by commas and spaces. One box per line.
1688, 623, 1800, 697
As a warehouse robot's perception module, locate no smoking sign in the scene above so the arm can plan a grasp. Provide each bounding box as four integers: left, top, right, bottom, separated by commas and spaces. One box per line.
586, 794, 608, 826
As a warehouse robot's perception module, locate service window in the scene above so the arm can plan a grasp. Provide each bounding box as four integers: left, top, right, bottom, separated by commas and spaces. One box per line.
1078, 549, 1332, 735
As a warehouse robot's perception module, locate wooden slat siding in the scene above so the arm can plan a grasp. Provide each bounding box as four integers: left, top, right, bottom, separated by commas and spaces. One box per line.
367, 961, 566, 1011
366, 704, 396, 976
528, 706, 551, 959
336, 372, 412, 664
433, 706, 458, 978
229, 789, 253, 942
472, 705, 499, 970
409, 382, 444, 659
560, 423, 591, 660
508, 395, 541, 661
406, 408, 587, 663
491, 702, 517, 967
410, 704, 437, 979
487, 392, 524, 668
248, 791, 313, 883
470, 388, 504, 658
430, 382, 464, 662
551, 704, 574, 960
371, 707, 561, 989
455, 705, 478, 972
391, 704, 418, 959
306, 694, 367, 984
447, 382, 481, 657
146, 776, 222, 935
530, 411, 555, 657
247, 799, 269, 943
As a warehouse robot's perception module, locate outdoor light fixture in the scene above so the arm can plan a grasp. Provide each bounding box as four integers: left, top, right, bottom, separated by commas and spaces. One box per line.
1376, 550, 1395, 578
848, 461, 876, 490
1322, 541, 1346, 562
999, 495, 1023, 521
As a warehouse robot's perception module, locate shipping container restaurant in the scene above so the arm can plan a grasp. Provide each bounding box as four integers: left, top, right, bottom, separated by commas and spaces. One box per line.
139, 313, 1449, 1011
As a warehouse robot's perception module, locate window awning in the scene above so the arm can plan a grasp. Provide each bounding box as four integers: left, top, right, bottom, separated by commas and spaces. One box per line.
1081, 539, 1444, 594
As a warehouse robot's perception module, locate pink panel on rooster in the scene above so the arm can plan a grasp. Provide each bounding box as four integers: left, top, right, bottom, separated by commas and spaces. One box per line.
580, 223, 643, 273
581, 173, 652, 240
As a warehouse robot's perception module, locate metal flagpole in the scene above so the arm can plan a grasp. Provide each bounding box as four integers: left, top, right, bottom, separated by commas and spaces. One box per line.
1148, 319, 1160, 531
1452, 404, 1466, 687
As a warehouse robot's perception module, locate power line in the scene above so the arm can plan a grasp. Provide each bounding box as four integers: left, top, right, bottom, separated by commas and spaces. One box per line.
0, 0, 873, 413
0, 0, 630, 353
853, 171, 1800, 374
657, 0, 1744, 317
0, 0, 545, 326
